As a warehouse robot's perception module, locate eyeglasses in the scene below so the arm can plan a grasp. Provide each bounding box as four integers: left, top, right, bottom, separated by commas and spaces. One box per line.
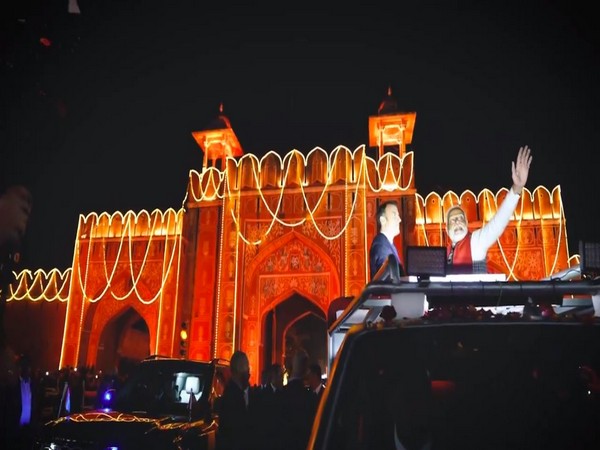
448, 215, 466, 225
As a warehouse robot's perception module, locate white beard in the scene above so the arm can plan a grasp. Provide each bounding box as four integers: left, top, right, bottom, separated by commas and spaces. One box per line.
450, 227, 468, 243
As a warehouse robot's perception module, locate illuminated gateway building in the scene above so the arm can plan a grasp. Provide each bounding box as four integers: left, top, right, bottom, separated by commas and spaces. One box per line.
6, 90, 575, 380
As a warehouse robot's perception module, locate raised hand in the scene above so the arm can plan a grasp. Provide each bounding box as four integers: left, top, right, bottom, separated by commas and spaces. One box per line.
511, 145, 532, 195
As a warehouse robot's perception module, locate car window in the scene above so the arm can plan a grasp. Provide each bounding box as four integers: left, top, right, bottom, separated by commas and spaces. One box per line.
114, 364, 212, 416
327, 324, 600, 450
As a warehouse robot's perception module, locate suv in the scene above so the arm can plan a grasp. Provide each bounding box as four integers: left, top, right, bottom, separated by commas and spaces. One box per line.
34, 356, 230, 450
310, 276, 600, 450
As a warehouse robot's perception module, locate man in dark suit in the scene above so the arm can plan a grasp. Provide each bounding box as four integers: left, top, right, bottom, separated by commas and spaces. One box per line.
307, 363, 325, 402
6, 353, 40, 450
281, 350, 318, 450
369, 200, 405, 280
216, 350, 253, 450
252, 363, 285, 449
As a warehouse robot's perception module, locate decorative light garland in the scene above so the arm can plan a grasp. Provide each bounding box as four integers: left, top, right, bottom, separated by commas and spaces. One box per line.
190, 146, 413, 246
74, 209, 183, 304
6, 147, 574, 311
213, 190, 227, 359
6, 268, 71, 302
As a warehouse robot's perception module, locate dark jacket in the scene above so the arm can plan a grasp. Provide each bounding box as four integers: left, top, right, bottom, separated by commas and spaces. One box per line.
217, 379, 252, 450
280, 378, 318, 450
369, 232, 405, 279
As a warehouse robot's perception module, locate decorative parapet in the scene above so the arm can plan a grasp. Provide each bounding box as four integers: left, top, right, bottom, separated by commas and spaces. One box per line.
188, 146, 415, 200
187, 145, 415, 245
414, 185, 572, 278
74, 208, 185, 304
415, 185, 565, 226
77, 208, 184, 239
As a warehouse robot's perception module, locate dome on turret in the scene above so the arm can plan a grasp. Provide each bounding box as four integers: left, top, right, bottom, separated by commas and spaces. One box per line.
203, 102, 234, 131
192, 102, 244, 168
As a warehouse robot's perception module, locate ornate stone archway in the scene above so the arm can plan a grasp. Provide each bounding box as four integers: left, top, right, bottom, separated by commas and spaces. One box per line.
241, 231, 341, 382
76, 273, 160, 368
93, 306, 150, 373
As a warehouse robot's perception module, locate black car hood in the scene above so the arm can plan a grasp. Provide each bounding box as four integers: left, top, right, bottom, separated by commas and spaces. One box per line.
38, 410, 191, 447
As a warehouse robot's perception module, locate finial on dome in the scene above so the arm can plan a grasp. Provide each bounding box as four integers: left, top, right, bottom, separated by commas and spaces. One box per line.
191, 101, 244, 169
378, 86, 398, 115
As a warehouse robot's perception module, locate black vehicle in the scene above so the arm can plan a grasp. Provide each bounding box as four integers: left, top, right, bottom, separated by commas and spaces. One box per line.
33, 356, 230, 450
310, 276, 600, 450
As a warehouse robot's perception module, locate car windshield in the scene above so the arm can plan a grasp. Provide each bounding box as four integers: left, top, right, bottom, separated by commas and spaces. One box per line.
328, 322, 600, 450
113, 362, 212, 417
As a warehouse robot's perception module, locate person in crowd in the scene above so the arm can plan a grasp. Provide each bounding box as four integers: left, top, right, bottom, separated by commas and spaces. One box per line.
0, 186, 32, 449
281, 350, 318, 450
446, 145, 532, 274
307, 363, 325, 402
14, 354, 41, 449
369, 200, 405, 280
0, 345, 19, 449
267, 363, 284, 393
252, 363, 285, 449
217, 350, 253, 450
0, 185, 32, 322
259, 367, 269, 390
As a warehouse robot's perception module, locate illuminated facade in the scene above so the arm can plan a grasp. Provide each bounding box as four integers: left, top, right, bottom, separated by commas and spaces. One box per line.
5, 92, 577, 379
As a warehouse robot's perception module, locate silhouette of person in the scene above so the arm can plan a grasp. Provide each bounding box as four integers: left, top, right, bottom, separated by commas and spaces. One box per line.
0, 345, 19, 449
14, 354, 40, 450
252, 363, 285, 450
0, 186, 32, 449
0, 185, 33, 327
307, 363, 325, 402
281, 350, 318, 450
445, 146, 532, 274
217, 350, 253, 450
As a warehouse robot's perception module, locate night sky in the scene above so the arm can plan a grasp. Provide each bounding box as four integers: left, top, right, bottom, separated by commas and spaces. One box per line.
1, 0, 598, 271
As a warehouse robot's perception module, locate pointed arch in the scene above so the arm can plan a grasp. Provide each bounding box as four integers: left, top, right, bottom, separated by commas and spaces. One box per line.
83, 277, 158, 368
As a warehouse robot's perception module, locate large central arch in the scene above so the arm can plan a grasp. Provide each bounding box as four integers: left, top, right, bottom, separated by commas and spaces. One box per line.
241, 230, 341, 381
262, 292, 328, 375
78, 273, 159, 370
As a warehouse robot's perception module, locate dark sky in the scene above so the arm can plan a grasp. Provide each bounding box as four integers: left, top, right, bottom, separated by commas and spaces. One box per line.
1, 0, 599, 271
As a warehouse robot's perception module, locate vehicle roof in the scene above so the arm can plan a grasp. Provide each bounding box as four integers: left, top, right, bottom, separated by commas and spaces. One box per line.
327, 277, 600, 369
139, 356, 230, 369
330, 277, 600, 332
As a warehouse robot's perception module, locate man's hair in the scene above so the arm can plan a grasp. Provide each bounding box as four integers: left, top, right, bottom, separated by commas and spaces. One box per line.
260, 367, 269, 385
267, 363, 283, 383
445, 205, 465, 224
230, 350, 248, 375
268, 363, 282, 376
376, 201, 399, 231
308, 363, 322, 379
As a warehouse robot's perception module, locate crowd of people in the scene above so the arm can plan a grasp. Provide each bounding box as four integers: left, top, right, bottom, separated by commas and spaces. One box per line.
0, 353, 126, 450
217, 349, 326, 450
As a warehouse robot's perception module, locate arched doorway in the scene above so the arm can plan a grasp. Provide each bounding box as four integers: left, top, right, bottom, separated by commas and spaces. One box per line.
261, 293, 327, 377
95, 307, 150, 375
